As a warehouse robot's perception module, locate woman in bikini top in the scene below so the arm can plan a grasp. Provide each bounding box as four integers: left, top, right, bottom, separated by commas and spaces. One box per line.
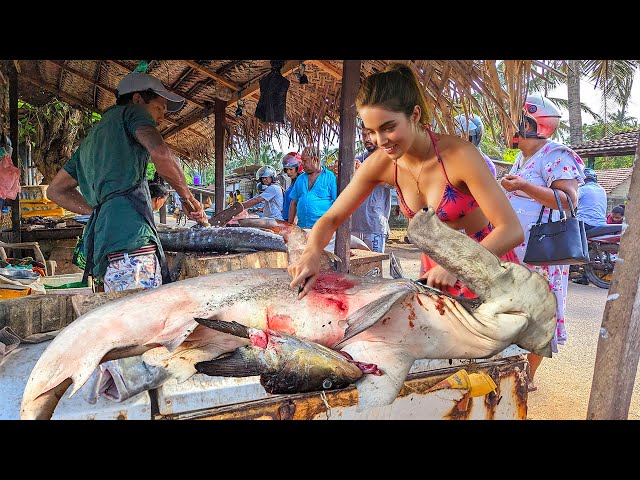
289, 63, 523, 300
395, 128, 520, 298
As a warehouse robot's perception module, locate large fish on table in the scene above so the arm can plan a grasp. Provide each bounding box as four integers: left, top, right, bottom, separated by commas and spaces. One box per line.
157, 225, 287, 253
20, 208, 557, 419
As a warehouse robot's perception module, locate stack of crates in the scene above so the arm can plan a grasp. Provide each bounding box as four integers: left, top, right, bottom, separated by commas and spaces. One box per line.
19, 185, 65, 218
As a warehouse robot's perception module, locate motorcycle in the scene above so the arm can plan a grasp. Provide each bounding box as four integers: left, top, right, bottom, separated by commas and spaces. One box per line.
570, 224, 622, 289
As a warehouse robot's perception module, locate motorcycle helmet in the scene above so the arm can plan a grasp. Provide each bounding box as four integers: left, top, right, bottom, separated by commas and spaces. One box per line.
583, 168, 598, 182
256, 165, 277, 180
521, 95, 561, 139
281, 151, 302, 171
453, 114, 484, 147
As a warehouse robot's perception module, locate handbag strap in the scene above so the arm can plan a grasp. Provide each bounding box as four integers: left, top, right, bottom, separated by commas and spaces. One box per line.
546, 188, 567, 223
562, 190, 578, 218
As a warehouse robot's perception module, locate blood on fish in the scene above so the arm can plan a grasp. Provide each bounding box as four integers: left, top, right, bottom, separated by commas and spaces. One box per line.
338, 351, 382, 376
312, 274, 357, 294
407, 306, 415, 328
416, 295, 427, 309
353, 362, 383, 376
250, 330, 269, 348
381, 317, 390, 325
435, 296, 446, 316
265, 308, 296, 335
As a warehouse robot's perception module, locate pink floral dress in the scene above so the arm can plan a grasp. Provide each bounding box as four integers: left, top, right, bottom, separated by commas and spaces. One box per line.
505, 140, 585, 352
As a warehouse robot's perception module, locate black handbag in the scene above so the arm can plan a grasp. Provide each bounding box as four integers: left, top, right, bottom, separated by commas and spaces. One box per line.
523, 188, 590, 266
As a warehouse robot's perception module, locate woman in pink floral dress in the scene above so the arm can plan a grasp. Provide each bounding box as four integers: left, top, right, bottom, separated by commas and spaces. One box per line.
501, 95, 585, 392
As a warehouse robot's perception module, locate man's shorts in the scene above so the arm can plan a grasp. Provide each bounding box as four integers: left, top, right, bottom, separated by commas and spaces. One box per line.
353, 232, 387, 253
103, 247, 161, 292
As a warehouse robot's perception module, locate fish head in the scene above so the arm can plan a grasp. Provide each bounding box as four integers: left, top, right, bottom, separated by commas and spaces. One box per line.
195, 329, 364, 394
259, 331, 365, 393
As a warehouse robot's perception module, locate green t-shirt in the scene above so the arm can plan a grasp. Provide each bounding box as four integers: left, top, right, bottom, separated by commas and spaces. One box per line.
64, 104, 158, 279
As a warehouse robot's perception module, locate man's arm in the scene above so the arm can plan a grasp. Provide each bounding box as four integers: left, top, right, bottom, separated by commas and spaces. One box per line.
134, 125, 206, 224
47, 169, 94, 215
242, 196, 264, 208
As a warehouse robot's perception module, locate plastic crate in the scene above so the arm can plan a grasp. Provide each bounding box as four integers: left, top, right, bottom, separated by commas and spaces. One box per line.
19, 185, 49, 203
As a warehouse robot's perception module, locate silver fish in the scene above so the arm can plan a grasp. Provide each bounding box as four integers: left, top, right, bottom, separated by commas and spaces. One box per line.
157, 225, 286, 253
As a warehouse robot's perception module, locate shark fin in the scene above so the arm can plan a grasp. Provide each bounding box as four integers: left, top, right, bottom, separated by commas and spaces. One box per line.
333, 288, 410, 349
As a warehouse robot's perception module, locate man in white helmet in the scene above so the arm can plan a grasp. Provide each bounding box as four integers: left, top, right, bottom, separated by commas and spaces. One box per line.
241, 165, 284, 220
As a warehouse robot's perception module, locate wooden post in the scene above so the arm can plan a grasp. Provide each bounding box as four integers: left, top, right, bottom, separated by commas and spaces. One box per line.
8, 63, 20, 243
334, 60, 361, 273
586, 134, 640, 419
214, 99, 226, 215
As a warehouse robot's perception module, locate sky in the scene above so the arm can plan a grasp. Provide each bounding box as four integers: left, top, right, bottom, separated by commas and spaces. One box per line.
548, 71, 640, 123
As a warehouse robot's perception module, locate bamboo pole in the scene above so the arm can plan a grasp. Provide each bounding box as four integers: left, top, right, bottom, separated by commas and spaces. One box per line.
334, 60, 360, 273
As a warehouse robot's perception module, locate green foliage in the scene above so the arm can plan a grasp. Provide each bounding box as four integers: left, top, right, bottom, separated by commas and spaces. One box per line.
146, 163, 156, 180
223, 144, 284, 176
594, 155, 635, 169
502, 148, 519, 163
478, 137, 503, 158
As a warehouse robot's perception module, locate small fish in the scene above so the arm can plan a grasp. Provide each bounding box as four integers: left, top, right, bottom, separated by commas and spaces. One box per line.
193, 319, 364, 394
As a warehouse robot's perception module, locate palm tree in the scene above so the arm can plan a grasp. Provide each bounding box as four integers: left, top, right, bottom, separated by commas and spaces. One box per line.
542, 60, 639, 145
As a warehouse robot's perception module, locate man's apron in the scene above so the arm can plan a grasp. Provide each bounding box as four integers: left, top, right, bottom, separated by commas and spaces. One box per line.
81, 180, 171, 285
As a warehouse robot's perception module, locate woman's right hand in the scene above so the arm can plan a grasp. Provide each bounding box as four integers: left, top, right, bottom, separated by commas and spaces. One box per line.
288, 248, 323, 300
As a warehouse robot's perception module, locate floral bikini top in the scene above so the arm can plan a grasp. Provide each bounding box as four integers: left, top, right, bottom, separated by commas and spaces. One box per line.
395, 127, 479, 221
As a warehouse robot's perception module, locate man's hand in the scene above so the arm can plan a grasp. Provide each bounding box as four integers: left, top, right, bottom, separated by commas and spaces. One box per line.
500, 174, 527, 192
422, 265, 458, 291
181, 195, 208, 225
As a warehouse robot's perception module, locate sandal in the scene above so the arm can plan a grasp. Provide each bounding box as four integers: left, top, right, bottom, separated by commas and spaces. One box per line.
527, 381, 538, 392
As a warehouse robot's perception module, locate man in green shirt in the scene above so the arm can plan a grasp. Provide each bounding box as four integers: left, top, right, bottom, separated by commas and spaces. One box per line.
47, 72, 207, 291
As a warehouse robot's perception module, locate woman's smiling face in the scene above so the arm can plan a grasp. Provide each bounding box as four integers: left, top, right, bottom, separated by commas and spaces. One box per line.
358, 105, 418, 160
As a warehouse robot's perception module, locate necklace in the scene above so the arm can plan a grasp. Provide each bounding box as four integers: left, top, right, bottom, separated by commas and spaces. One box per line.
403, 158, 426, 194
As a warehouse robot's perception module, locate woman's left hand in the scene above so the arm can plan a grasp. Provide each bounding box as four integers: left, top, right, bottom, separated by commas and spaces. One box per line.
500, 174, 527, 192
423, 265, 458, 291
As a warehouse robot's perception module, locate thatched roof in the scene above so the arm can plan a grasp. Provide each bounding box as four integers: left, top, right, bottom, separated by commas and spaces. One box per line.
8, 59, 549, 167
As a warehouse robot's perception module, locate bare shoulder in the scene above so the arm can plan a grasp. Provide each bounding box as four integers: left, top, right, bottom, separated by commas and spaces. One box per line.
437, 134, 486, 171
361, 148, 395, 185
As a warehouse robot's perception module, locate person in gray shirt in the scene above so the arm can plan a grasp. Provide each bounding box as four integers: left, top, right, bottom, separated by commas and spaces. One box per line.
242, 165, 284, 220
351, 130, 392, 253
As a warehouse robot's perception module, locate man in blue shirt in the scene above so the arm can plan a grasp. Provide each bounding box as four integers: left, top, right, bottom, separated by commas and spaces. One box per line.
576, 168, 608, 230
288, 147, 337, 228
351, 130, 392, 253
